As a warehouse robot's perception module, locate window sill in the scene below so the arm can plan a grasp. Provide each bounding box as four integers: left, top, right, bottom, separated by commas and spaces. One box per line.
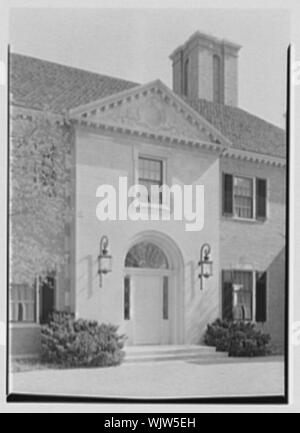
222, 215, 267, 224
10, 322, 40, 328
240, 319, 266, 325
233, 216, 257, 223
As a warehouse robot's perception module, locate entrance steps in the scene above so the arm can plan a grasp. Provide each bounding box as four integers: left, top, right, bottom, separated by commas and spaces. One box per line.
124, 344, 227, 364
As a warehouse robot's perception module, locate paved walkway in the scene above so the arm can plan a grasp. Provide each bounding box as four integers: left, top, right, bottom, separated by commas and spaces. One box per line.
11, 356, 284, 398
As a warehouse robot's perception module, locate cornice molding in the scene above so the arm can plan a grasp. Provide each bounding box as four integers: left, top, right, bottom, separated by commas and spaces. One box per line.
11, 105, 65, 124
72, 118, 226, 154
221, 147, 286, 167
169, 31, 241, 60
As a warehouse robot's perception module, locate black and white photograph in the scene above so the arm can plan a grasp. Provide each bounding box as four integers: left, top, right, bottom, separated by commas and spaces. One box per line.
1, 0, 300, 414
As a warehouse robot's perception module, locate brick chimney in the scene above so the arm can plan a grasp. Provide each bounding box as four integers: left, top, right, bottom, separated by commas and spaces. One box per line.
169, 31, 241, 107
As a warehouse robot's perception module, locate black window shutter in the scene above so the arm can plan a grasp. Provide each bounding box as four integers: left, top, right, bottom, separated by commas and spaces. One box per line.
256, 272, 267, 322
40, 275, 55, 324
222, 271, 233, 321
256, 178, 267, 220
223, 174, 233, 216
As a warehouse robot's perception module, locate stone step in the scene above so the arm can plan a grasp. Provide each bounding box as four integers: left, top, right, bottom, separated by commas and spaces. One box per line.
124, 353, 228, 364
124, 344, 217, 355
124, 345, 227, 364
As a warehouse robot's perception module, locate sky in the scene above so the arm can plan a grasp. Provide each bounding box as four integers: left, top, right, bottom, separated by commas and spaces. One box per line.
9, 8, 290, 127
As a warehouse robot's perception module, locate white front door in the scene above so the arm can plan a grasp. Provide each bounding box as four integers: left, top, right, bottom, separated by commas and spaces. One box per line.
133, 274, 165, 345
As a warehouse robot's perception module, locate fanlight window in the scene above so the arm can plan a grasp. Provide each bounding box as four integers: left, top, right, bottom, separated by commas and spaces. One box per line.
125, 242, 169, 269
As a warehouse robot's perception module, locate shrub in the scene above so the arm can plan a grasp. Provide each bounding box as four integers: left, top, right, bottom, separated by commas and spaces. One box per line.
215, 331, 231, 352
41, 311, 126, 368
228, 328, 271, 357
204, 319, 271, 357
204, 319, 231, 350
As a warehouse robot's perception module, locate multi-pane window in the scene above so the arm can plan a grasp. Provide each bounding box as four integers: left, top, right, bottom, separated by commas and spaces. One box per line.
222, 270, 267, 323
10, 274, 56, 324
138, 157, 163, 204
232, 271, 253, 321
233, 176, 253, 219
223, 173, 267, 221
125, 242, 169, 269
223, 270, 253, 321
10, 284, 36, 323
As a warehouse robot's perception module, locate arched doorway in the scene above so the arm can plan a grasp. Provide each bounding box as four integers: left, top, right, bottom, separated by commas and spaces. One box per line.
124, 232, 184, 345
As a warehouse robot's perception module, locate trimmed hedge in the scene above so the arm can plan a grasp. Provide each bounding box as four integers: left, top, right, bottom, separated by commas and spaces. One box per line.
228, 328, 271, 357
204, 319, 271, 357
41, 311, 126, 367
204, 319, 231, 350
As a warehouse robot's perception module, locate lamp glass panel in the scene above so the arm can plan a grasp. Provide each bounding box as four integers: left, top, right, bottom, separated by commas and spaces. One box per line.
202, 261, 213, 278
99, 255, 112, 273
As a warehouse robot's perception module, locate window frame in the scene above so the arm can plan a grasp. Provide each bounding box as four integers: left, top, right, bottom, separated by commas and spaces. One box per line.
9, 282, 38, 324
9, 274, 58, 325
133, 145, 171, 211
222, 172, 268, 222
233, 175, 255, 221
232, 270, 254, 322
222, 269, 268, 324
138, 156, 164, 205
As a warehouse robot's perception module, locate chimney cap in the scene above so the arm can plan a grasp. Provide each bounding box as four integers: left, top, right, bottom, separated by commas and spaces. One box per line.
169, 31, 242, 60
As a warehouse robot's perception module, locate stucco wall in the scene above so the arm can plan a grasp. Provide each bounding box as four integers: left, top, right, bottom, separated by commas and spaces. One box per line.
74, 126, 221, 345
73, 125, 286, 347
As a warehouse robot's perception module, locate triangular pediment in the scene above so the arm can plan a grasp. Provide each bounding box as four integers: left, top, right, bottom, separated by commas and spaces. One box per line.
70, 80, 231, 148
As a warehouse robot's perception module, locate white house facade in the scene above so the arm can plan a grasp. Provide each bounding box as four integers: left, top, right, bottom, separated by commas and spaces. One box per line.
9, 32, 286, 356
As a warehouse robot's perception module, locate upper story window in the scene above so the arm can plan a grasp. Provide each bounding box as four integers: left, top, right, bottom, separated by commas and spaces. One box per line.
233, 176, 253, 219
223, 173, 267, 221
139, 157, 163, 204
213, 54, 222, 104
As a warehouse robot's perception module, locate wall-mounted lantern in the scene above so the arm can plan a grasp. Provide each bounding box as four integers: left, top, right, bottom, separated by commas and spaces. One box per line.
98, 236, 112, 287
198, 243, 213, 290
